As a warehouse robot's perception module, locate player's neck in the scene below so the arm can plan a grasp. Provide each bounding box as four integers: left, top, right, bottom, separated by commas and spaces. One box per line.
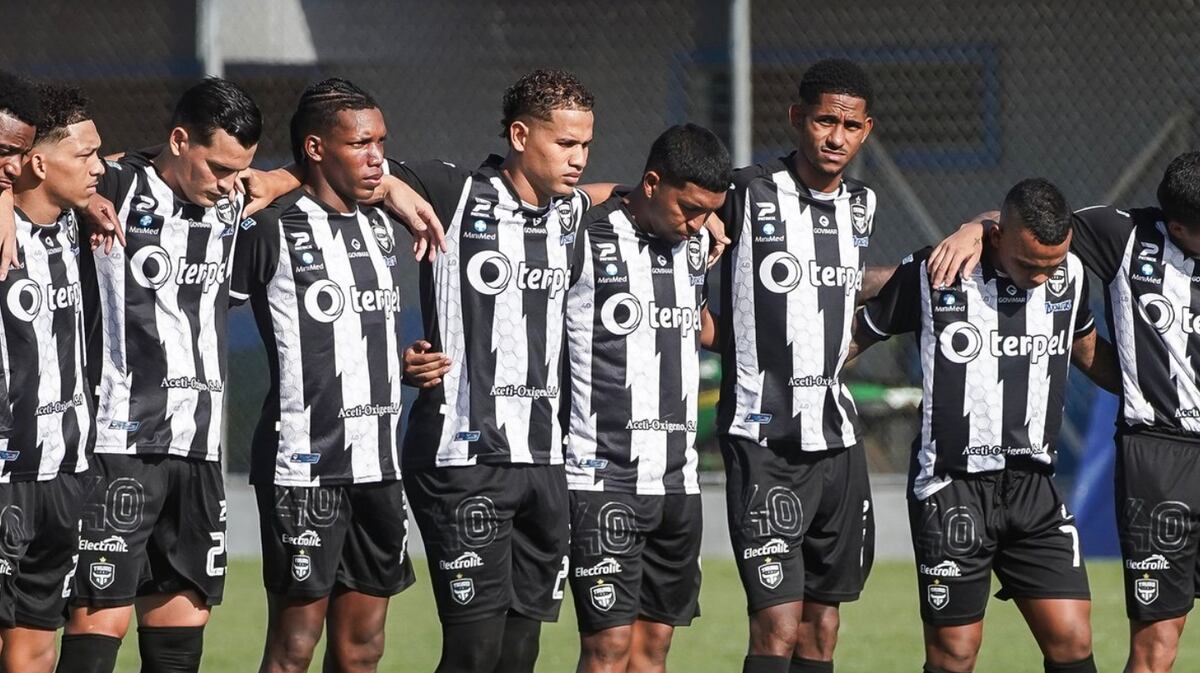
150, 150, 192, 204
302, 171, 357, 215
12, 183, 62, 225
499, 155, 551, 208
623, 190, 655, 237
790, 153, 842, 194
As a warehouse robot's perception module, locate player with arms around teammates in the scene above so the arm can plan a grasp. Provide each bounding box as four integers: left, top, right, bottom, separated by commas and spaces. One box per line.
231, 78, 418, 673
563, 124, 728, 673
854, 179, 1122, 673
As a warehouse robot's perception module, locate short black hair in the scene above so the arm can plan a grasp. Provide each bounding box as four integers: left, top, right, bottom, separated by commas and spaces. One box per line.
1002, 178, 1072, 246
798, 59, 873, 112
643, 123, 732, 193
34, 85, 91, 145
500, 69, 593, 141
0, 70, 42, 128
289, 78, 380, 166
171, 77, 261, 148
1157, 151, 1200, 229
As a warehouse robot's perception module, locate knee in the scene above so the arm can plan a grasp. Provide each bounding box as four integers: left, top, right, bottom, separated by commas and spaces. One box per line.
333, 629, 386, 672
581, 627, 633, 664
1041, 621, 1092, 663
926, 629, 982, 672
269, 628, 322, 672
798, 605, 840, 656
1129, 621, 1183, 672
635, 630, 674, 668
748, 606, 801, 656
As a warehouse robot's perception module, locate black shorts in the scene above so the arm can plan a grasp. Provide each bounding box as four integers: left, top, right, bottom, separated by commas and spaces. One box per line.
721, 436, 874, 612
568, 491, 702, 633
72, 454, 227, 607
0, 473, 83, 629
1116, 433, 1200, 621
909, 470, 1089, 626
406, 463, 569, 624
256, 480, 415, 599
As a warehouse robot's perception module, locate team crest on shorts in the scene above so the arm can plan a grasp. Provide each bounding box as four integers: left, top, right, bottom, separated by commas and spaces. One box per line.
291, 553, 312, 582
927, 583, 950, 610
1135, 577, 1159, 605
451, 577, 475, 605
89, 560, 115, 590
758, 561, 783, 589
590, 581, 616, 612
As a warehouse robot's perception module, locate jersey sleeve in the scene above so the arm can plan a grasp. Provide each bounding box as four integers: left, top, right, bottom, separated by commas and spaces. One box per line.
383, 158, 469, 220
229, 206, 281, 307
720, 170, 753, 245
95, 158, 138, 207
1071, 205, 1133, 283
861, 248, 929, 339
1073, 270, 1096, 337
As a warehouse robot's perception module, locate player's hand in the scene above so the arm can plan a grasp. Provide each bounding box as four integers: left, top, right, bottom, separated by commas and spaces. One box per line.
84, 194, 126, 255
380, 176, 447, 262
927, 210, 998, 288
403, 340, 452, 388
0, 190, 17, 279
702, 212, 730, 269
238, 168, 272, 217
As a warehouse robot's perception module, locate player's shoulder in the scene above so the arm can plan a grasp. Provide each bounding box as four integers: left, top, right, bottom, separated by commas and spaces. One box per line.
901, 245, 935, 267
244, 189, 306, 231
841, 175, 875, 198
730, 159, 785, 192
579, 194, 625, 239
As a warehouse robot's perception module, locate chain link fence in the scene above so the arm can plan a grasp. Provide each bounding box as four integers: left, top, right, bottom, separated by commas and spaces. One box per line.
6, 0, 1196, 477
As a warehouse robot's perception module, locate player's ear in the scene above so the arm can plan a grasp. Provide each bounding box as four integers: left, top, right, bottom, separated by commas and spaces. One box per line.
168, 127, 189, 157
642, 171, 660, 199
509, 120, 530, 153
303, 134, 323, 164
788, 103, 805, 131
26, 150, 47, 181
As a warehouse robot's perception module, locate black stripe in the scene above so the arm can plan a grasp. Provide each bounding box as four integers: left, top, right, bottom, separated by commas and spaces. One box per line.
995, 275, 1031, 455
590, 219, 635, 488
809, 196, 848, 449
927, 281, 972, 476
462, 179, 504, 461
123, 172, 170, 451
1128, 224, 1179, 425
653, 236, 688, 494
746, 179, 791, 437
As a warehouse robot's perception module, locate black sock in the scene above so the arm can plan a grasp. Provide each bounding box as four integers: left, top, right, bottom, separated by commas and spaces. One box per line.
55, 634, 122, 673
791, 656, 834, 673
493, 613, 542, 673
923, 665, 958, 673
435, 614, 507, 673
137, 625, 205, 673
744, 654, 791, 673
1045, 655, 1096, 673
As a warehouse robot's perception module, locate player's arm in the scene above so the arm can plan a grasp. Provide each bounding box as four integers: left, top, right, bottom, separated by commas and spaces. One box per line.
858, 265, 897, 305
402, 341, 451, 389
850, 250, 926, 362
700, 306, 717, 351
227, 206, 280, 308
0, 190, 15, 278
1070, 330, 1121, 395
926, 210, 1001, 288
78, 157, 135, 255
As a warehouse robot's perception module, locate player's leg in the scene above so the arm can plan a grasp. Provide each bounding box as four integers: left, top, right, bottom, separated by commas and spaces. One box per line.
1126, 617, 1187, 673
793, 443, 875, 670
627, 493, 703, 673
1115, 434, 1200, 673
132, 457, 227, 673
57, 456, 164, 673
503, 464, 570, 673
719, 436, 815, 673
568, 491, 651, 673
995, 472, 1094, 673
321, 480, 415, 673
909, 478, 997, 673
405, 465, 517, 673
254, 483, 351, 672
3, 475, 86, 673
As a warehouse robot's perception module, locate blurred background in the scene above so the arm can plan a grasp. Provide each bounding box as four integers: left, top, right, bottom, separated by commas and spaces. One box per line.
7, 0, 1195, 558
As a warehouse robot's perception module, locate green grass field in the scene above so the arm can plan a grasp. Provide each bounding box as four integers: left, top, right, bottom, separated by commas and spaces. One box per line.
109, 559, 1198, 672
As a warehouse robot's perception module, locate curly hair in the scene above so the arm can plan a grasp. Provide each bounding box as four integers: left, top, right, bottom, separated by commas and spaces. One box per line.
798, 59, 873, 112
34, 84, 91, 145
500, 69, 593, 140
0, 70, 42, 128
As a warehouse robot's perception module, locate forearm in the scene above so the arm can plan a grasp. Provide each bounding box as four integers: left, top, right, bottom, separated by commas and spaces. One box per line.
858, 265, 896, 306
1072, 334, 1122, 395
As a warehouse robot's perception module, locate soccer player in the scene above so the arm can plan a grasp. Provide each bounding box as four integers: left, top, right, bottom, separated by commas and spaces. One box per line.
230, 78, 414, 673
714, 59, 884, 673
392, 69, 614, 673
931, 152, 1200, 673
853, 178, 1119, 673
564, 123, 728, 673
0, 84, 100, 673
54, 77, 262, 673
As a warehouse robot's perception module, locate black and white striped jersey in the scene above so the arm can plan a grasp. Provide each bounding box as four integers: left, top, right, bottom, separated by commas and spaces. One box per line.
1071, 205, 1200, 439
0, 208, 92, 481
717, 154, 876, 451
231, 189, 405, 486
564, 196, 708, 495
862, 247, 1095, 500
387, 156, 590, 469
84, 154, 241, 462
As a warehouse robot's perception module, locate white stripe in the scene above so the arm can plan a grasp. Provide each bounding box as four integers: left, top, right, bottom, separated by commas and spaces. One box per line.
268, 223, 313, 484
197, 194, 234, 460
490, 179, 532, 463
1113, 233, 1154, 425
914, 262, 949, 499
1160, 230, 1200, 432
543, 201, 569, 465
729, 184, 763, 442
1024, 277, 1054, 464
65, 220, 90, 473
22, 223, 65, 478
435, 180, 475, 464
362, 207, 404, 479
565, 230, 599, 489
965, 271, 1003, 473
94, 182, 138, 452
676, 230, 703, 495
832, 192, 860, 447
